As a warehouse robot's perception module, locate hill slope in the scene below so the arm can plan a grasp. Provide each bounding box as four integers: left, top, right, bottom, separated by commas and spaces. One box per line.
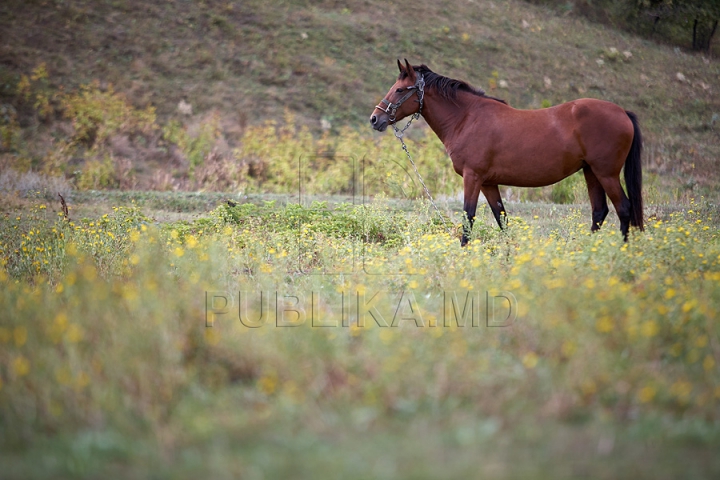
1, 0, 719, 196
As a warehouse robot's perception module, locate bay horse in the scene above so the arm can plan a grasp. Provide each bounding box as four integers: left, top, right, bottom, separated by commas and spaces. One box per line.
370, 60, 643, 246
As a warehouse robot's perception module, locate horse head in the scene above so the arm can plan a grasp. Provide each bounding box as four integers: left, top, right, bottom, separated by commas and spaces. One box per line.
370, 59, 424, 132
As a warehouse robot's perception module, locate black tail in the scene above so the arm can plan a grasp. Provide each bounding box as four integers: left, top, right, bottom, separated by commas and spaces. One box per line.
625, 111, 643, 231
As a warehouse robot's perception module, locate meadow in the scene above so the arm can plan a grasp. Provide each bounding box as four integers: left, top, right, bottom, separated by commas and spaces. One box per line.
1, 0, 720, 477
1, 189, 719, 478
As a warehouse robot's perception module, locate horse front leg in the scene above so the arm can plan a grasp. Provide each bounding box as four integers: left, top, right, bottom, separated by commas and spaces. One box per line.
461, 171, 483, 246
480, 185, 507, 230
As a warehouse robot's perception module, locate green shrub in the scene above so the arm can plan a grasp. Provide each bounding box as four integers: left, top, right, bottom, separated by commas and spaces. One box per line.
61, 82, 156, 152
551, 171, 585, 204
162, 114, 221, 175
75, 157, 118, 191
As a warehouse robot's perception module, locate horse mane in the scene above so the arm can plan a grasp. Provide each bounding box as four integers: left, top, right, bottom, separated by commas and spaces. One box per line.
400, 64, 507, 105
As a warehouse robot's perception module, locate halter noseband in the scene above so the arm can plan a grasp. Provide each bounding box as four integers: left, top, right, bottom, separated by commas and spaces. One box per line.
375, 75, 425, 123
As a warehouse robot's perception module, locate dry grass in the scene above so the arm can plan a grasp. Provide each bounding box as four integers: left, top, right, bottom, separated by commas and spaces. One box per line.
0, 0, 718, 198
0, 169, 72, 200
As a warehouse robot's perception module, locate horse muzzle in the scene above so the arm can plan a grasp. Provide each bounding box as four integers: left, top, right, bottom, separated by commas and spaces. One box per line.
370, 113, 389, 132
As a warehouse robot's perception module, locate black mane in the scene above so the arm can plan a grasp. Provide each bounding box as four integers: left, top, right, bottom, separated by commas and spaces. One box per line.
400, 64, 507, 105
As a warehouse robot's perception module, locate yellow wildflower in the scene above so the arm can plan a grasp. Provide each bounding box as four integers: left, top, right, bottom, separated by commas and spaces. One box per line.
258, 373, 278, 395
66, 324, 84, 343
522, 352, 539, 369
13, 326, 27, 347
638, 386, 656, 403
595, 316, 613, 333
13, 355, 30, 377
640, 320, 659, 337
703, 355, 715, 372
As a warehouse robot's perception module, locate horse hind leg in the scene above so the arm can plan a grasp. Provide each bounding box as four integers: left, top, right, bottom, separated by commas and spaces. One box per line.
583, 166, 609, 232
596, 175, 632, 240
480, 185, 508, 230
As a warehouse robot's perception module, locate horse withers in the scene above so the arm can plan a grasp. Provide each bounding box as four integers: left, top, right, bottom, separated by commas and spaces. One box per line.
370, 60, 643, 246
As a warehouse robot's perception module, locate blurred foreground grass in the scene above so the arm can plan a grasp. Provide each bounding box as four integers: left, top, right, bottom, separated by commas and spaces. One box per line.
1, 196, 719, 479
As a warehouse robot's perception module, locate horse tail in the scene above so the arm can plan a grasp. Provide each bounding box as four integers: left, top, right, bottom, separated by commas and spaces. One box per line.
624, 111, 644, 231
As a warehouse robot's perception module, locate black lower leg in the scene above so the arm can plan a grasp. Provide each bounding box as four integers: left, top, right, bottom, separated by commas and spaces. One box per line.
591, 205, 609, 232
461, 202, 477, 247
619, 199, 631, 241
491, 201, 507, 230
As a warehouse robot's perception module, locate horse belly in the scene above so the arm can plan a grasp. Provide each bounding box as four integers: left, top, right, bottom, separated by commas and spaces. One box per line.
490, 144, 582, 188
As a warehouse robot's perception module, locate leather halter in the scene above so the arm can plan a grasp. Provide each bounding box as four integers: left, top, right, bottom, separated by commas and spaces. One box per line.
375, 75, 425, 122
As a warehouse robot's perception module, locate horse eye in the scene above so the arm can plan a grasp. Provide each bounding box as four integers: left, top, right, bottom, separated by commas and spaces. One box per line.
396, 88, 404, 93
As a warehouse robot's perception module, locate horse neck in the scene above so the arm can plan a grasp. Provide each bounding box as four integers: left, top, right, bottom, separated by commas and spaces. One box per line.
421, 90, 495, 144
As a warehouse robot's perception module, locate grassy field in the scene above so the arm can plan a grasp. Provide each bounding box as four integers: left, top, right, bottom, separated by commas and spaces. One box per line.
2, 0, 720, 477
1, 191, 719, 479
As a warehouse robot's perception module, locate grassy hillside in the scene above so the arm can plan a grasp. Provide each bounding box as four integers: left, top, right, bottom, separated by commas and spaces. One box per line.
0, 0, 718, 196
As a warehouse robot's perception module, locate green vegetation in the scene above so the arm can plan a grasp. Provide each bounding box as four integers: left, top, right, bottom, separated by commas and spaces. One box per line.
1, 195, 720, 478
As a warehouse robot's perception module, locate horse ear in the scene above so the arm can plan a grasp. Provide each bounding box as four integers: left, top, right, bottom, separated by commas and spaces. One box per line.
404, 59, 416, 82
397, 59, 404, 74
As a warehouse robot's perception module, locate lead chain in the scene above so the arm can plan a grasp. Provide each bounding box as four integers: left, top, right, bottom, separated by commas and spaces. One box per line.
392, 125, 453, 236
